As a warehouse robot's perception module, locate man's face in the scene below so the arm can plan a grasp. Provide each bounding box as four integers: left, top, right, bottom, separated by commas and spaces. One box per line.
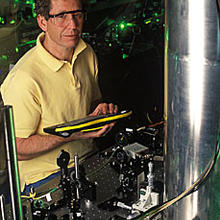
41, 0, 83, 51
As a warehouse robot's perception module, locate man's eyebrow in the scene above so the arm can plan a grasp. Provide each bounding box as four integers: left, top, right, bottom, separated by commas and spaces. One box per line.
48, 9, 84, 17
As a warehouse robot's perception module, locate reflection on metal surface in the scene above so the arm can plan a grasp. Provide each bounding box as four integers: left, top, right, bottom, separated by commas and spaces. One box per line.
164, 0, 220, 219
188, 0, 205, 135
0, 195, 6, 220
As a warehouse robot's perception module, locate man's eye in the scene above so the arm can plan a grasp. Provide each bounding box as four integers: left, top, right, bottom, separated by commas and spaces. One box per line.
73, 13, 83, 18
57, 14, 65, 19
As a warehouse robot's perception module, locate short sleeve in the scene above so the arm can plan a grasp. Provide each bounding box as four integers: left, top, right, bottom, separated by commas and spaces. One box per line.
1, 71, 41, 138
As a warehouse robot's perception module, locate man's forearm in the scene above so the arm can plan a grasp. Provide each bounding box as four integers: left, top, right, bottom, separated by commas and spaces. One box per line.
16, 135, 70, 161
16, 103, 118, 161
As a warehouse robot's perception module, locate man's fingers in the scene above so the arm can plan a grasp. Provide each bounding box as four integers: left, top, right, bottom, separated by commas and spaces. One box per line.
114, 105, 118, 114
69, 122, 115, 140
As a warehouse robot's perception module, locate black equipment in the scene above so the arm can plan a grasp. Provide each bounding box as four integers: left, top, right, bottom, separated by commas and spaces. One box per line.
43, 110, 132, 138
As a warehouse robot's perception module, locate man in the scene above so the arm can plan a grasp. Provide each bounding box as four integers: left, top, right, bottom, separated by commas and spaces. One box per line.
1, 0, 117, 192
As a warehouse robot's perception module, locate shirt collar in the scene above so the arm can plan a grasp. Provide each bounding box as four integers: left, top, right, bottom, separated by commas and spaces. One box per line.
73, 38, 87, 59
36, 32, 87, 72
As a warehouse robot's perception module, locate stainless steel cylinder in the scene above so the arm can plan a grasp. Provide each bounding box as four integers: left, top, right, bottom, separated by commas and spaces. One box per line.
0, 105, 23, 220
164, 0, 220, 219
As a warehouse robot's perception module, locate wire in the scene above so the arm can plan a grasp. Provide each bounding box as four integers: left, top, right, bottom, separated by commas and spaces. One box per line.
135, 136, 220, 219
147, 121, 164, 128
21, 187, 59, 201
136, 120, 164, 131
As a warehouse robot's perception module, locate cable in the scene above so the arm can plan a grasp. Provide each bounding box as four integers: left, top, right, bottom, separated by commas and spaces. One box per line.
147, 121, 164, 128
21, 187, 59, 201
135, 136, 220, 219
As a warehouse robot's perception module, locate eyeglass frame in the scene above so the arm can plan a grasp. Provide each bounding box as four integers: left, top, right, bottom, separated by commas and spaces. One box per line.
48, 9, 87, 24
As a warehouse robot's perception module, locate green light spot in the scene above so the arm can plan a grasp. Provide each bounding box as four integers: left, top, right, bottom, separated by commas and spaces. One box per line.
145, 20, 151, 24
2, 55, 7, 60
18, 40, 36, 47
0, 17, 5, 24
109, 43, 112, 47
119, 23, 125, 31
154, 13, 158, 17
118, 21, 129, 31
120, 23, 125, 29
127, 23, 134, 27
156, 19, 160, 22
107, 19, 114, 26
16, 47, 19, 53
123, 54, 128, 59
10, 20, 16, 24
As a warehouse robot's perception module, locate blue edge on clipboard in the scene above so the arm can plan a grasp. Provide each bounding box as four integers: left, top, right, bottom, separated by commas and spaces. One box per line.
43, 110, 132, 138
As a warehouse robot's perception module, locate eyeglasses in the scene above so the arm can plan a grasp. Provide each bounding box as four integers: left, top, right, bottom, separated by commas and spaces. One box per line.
48, 9, 85, 26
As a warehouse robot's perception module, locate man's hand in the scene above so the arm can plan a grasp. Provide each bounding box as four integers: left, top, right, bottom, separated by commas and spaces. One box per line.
70, 103, 118, 139
90, 103, 118, 116
68, 123, 115, 140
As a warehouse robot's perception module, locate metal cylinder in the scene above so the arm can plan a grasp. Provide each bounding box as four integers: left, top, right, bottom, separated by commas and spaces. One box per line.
164, 0, 220, 219
0, 105, 23, 220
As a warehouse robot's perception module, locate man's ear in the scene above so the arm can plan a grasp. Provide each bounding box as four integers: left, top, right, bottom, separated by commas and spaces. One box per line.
37, 14, 48, 32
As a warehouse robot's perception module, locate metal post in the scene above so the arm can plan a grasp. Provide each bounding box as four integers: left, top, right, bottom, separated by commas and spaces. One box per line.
1, 105, 23, 220
0, 195, 6, 220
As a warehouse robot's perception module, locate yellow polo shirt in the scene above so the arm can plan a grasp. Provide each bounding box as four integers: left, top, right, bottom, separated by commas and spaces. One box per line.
1, 33, 101, 190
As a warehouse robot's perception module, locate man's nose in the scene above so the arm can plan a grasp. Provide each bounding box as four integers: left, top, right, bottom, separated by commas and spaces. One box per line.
67, 14, 78, 27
